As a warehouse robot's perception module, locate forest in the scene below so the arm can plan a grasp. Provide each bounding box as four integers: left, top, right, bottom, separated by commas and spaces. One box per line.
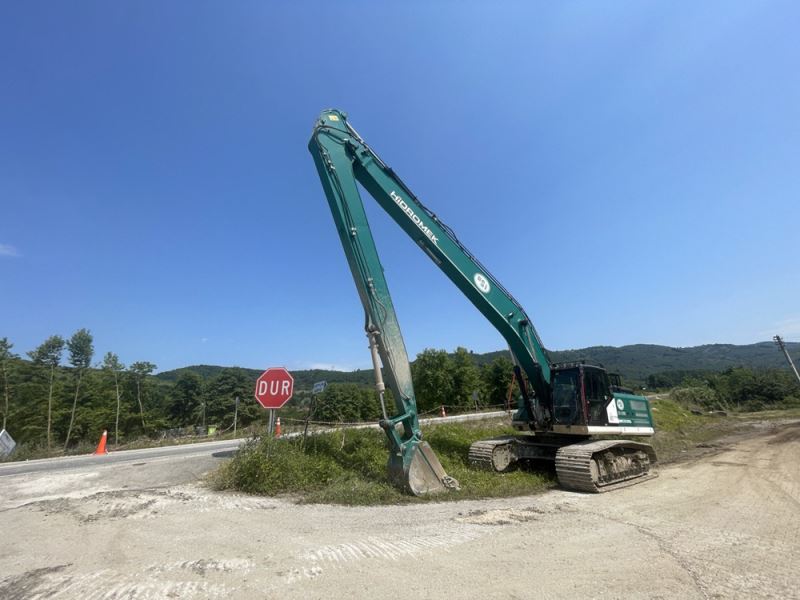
1, 331, 798, 456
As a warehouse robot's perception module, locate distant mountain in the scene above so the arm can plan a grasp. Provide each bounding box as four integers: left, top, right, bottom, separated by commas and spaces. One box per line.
156, 365, 374, 388
156, 341, 800, 388
479, 342, 800, 382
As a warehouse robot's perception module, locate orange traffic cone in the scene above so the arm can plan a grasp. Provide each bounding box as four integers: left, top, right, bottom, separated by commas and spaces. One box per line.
93, 430, 109, 455
440, 405, 447, 418
275, 417, 282, 438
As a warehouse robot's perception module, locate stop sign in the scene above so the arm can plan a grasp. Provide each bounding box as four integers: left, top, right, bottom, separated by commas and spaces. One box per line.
254, 367, 294, 409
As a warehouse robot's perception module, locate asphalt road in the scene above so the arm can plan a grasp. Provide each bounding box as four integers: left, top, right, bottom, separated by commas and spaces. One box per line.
0, 410, 507, 479
0, 438, 244, 478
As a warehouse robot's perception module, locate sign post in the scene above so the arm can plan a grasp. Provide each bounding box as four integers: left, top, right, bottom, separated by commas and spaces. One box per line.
254, 367, 294, 437
304, 380, 327, 443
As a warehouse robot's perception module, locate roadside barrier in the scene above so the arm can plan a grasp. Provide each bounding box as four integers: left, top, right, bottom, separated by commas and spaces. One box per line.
92, 430, 109, 455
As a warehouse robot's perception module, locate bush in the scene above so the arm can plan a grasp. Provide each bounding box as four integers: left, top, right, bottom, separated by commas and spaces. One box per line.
213, 436, 347, 495
671, 386, 719, 410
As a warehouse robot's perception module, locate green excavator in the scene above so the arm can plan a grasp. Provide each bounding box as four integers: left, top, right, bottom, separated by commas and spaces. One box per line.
309, 109, 657, 496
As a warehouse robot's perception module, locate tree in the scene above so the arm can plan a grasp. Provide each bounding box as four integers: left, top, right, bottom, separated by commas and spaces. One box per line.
482, 355, 515, 408
411, 349, 454, 412
28, 335, 65, 448
451, 347, 484, 409
314, 383, 380, 423
0, 338, 18, 431
168, 371, 204, 426
129, 361, 157, 432
201, 368, 259, 430
102, 352, 125, 445
64, 329, 94, 449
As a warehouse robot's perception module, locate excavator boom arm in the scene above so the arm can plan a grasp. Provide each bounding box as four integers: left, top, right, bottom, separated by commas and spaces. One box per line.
309, 109, 551, 492
310, 109, 551, 404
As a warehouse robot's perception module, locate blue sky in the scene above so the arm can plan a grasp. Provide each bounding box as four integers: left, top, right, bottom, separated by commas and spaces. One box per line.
2, 2, 799, 372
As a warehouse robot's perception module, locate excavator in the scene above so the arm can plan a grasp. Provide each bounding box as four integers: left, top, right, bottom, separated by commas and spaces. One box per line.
308, 109, 657, 496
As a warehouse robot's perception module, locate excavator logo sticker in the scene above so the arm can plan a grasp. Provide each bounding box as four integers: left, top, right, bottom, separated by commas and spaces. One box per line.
390, 191, 439, 245
474, 273, 491, 294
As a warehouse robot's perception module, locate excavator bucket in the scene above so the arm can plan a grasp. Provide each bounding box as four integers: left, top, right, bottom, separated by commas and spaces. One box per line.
389, 441, 460, 496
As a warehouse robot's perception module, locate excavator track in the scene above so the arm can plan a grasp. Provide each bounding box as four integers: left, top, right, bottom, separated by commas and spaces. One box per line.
555, 439, 657, 493
470, 437, 657, 492
468, 437, 518, 472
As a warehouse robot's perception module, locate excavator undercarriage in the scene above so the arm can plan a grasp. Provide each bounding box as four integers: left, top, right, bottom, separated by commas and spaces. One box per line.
469, 436, 658, 493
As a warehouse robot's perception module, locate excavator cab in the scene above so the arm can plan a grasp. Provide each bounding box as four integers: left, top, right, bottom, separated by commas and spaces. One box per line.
550, 363, 613, 427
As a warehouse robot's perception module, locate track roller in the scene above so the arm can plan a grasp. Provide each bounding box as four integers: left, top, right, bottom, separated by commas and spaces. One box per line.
555, 440, 657, 493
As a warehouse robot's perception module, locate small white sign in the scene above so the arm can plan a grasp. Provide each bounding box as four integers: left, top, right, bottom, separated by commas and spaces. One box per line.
0, 429, 16, 458
312, 381, 328, 394
473, 273, 491, 294
606, 401, 620, 425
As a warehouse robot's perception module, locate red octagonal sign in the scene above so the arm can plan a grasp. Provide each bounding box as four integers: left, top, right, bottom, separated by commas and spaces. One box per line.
254, 367, 294, 409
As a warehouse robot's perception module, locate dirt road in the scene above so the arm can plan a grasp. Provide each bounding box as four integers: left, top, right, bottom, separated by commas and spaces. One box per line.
1, 419, 798, 599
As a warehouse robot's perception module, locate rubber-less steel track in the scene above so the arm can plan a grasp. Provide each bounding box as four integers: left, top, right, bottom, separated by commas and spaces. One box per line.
555, 439, 657, 493
468, 437, 517, 472
469, 437, 658, 493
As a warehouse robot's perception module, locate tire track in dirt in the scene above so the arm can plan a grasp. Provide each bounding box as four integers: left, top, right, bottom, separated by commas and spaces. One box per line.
0, 418, 798, 599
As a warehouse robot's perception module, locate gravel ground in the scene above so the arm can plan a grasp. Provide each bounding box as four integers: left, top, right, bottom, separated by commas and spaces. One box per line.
1, 419, 798, 599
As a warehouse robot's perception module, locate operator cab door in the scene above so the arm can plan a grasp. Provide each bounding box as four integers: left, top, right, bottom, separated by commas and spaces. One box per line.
584, 367, 611, 426
552, 368, 583, 425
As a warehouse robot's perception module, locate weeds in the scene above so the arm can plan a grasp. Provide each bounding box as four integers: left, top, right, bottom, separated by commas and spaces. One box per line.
210, 419, 555, 505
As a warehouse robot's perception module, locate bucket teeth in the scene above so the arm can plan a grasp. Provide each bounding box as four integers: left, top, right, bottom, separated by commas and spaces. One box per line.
403, 441, 459, 496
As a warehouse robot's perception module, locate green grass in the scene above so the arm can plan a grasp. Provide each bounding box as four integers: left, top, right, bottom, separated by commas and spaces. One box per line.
210, 418, 555, 505
647, 397, 761, 462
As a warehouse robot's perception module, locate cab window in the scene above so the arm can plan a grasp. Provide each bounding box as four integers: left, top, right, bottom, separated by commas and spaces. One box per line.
552, 369, 579, 424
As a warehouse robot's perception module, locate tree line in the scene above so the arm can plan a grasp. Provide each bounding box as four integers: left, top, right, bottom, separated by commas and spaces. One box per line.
0, 336, 516, 453
669, 367, 800, 412
5, 328, 795, 455
0, 330, 267, 452
311, 347, 515, 422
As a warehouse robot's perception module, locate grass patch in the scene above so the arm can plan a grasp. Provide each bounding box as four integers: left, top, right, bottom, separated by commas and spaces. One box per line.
649, 397, 754, 462
210, 419, 555, 505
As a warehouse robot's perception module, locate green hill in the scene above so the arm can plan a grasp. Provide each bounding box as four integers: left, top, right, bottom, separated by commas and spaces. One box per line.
156, 365, 374, 388
157, 341, 800, 388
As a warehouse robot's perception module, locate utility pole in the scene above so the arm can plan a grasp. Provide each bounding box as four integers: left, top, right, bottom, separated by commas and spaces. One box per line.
773, 335, 800, 386
233, 395, 239, 437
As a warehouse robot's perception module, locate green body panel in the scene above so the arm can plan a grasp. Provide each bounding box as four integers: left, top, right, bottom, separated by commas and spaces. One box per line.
610, 392, 655, 429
